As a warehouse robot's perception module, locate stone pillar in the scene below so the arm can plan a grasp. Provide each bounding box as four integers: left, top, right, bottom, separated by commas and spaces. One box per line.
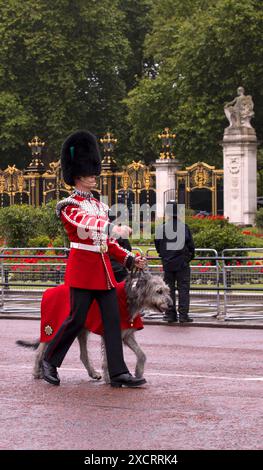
222, 127, 257, 225
223, 87, 257, 225
154, 159, 181, 219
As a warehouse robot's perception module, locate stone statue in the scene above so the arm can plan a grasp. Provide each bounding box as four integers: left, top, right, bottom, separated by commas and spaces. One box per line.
224, 86, 254, 129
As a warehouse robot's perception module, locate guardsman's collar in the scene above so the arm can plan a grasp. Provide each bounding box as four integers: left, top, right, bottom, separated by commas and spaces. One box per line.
72, 189, 92, 199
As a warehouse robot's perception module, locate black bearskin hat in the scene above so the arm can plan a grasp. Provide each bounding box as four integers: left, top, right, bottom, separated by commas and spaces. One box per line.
61, 130, 101, 186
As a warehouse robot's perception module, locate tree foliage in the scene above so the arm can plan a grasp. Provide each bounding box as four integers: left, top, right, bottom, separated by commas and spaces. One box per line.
126, 0, 263, 166
0, 0, 131, 168
119, 0, 153, 90
0, 0, 262, 170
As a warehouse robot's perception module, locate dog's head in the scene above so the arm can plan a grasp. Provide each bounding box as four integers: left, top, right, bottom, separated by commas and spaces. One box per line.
126, 271, 172, 315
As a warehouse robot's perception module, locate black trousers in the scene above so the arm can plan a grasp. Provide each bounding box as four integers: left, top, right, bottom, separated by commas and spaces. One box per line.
44, 287, 129, 379
164, 266, 191, 317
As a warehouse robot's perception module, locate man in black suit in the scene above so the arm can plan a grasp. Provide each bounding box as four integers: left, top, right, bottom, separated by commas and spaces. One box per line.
154, 201, 195, 323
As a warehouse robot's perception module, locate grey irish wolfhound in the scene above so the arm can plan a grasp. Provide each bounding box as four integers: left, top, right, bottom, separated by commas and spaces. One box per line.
17, 271, 172, 383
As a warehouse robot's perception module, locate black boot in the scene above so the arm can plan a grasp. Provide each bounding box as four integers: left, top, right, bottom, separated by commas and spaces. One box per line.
42, 360, 60, 386
163, 309, 177, 323
111, 373, 146, 388
179, 314, 193, 323
163, 315, 178, 323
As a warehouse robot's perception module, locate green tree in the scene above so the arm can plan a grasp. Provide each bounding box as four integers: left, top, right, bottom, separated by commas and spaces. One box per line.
119, 0, 154, 90
0, 0, 130, 168
126, 0, 263, 166
107, 0, 154, 165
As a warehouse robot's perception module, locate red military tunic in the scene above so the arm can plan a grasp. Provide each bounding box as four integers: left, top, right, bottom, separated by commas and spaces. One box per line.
40, 282, 144, 342
57, 191, 134, 290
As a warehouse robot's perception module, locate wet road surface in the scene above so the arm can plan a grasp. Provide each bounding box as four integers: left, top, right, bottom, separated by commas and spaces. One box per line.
0, 319, 262, 450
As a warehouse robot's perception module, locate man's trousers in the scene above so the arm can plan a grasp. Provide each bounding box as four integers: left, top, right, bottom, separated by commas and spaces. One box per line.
164, 266, 191, 317
44, 287, 129, 379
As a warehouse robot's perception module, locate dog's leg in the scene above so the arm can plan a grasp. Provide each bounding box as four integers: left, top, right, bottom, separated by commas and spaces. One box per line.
122, 330, 146, 378
101, 337, 110, 384
33, 343, 47, 379
78, 329, 101, 380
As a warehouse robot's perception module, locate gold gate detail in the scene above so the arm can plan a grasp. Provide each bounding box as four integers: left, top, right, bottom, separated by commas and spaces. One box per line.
176, 162, 223, 215
115, 161, 155, 203
0, 159, 156, 212
113, 161, 156, 220
0, 166, 29, 206
42, 161, 71, 204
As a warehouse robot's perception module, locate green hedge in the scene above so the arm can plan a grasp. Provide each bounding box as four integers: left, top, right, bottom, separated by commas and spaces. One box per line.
255, 208, 263, 229
0, 204, 260, 254
0, 203, 65, 247
28, 235, 51, 247
0, 205, 42, 247
193, 224, 247, 254
28, 235, 65, 248
185, 216, 229, 234
39, 200, 65, 240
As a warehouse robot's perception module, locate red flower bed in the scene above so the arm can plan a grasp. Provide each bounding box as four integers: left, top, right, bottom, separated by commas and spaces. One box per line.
192, 215, 226, 220
242, 230, 263, 238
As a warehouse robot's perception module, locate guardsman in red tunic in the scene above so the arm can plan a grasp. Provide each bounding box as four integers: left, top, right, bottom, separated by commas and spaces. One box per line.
42, 130, 146, 387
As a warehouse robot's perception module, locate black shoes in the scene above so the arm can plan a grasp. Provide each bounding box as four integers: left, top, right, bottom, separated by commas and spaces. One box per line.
179, 315, 193, 323
41, 361, 146, 388
163, 314, 177, 323
111, 373, 146, 388
163, 315, 177, 323
163, 314, 193, 323
42, 361, 146, 388
42, 359, 60, 386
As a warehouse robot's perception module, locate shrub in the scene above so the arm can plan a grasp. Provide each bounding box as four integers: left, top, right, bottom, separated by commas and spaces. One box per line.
255, 208, 263, 229
28, 235, 51, 247
52, 236, 66, 247
0, 205, 41, 247
39, 200, 65, 240
240, 232, 263, 248
186, 215, 228, 234
185, 208, 195, 217
193, 224, 247, 255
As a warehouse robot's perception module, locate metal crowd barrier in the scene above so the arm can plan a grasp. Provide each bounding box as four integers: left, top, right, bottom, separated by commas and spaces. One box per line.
222, 248, 263, 321
1, 246, 263, 321
0, 248, 68, 314
145, 248, 220, 320
0, 246, 143, 315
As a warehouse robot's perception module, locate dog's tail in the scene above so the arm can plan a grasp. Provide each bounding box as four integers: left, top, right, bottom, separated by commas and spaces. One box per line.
16, 339, 40, 350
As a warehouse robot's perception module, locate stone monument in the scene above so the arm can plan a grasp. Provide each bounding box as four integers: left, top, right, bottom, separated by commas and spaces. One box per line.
222, 87, 257, 225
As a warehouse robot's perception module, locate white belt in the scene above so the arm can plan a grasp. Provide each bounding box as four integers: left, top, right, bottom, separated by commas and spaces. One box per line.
70, 242, 108, 253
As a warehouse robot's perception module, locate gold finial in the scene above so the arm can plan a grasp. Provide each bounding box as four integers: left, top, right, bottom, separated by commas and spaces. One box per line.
28, 136, 45, 155
158, 127, 176, 159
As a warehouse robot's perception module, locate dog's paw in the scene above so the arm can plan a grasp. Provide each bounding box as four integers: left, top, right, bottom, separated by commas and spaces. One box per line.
33, 372, 43, 380
90, 370, 102, 380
